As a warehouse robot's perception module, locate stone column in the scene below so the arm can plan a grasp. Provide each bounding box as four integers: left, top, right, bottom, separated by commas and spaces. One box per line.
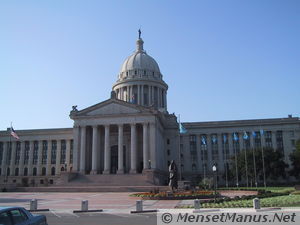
206, 135, 213, 172
217, 133, 223, 163
1, 142, 8, 176
239, 133, 244, 151
10, 141, 16, 176
141, 85, 144, 105
157, 88, 161, 108
80, 126, 86, 174
66, 139, 71, 171
142, 123, 149, 170
148, 85, 151, 106
28, 141, 34, 176
91, 125, 98, 174
19, 142, 25, 176
164, 90, 167, 109
117, 124, 124, 174
137, 85, 141, 104
46, 140, 52, 175
149, 122, 156, 169
72, 125, 80, 172
37, 140, 43, 176
271, 131, 277, 150
56, 140, 61, 175
228, 133, 234, 156
130, 123, 137, 173
103, 125, 110, 174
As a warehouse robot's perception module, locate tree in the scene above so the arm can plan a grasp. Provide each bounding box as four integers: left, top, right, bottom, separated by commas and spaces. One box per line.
289, 139, 300, 180
228, 147, 288, 186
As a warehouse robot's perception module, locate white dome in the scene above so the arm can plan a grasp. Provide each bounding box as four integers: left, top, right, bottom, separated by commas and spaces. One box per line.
120, 51, 160, 73
120, 38, 161, 74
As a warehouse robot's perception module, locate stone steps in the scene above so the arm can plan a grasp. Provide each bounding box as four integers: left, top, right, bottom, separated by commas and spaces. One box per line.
61, 173, 153, 186
13, 185, 169, 192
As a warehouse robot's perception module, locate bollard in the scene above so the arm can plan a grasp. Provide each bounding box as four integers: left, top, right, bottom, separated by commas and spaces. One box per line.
253, 198, 260, 210
136, 200, 143, 212
81, 200, 88, 212
30, 199, 37, 211
194, 199, 201, 210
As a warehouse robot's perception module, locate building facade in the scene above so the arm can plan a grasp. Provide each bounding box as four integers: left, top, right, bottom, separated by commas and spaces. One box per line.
1, 35, 299, 187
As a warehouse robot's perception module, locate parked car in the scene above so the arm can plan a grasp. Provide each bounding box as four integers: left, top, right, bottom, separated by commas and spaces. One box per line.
0, 207, 47, 225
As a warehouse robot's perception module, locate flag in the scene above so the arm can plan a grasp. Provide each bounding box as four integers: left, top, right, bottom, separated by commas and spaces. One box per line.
10, 127, 19, 140
233, 133, 239, 141
212, 135, 217, 144
243, 131, 249, 140
260, 129, 264, 136
252, 131, 257, 138
131, 95, 135, 103
201, 136, 206, 145
179, 123, 187, 134
223, 134, 227, 143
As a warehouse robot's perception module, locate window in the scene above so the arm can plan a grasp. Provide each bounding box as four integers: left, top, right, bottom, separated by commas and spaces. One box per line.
290, 131, 295, 137
10, 209, 28, 224
51, 140, 57, 164
51, 167, 55, 176
167, 139, 170, 145
24, 167, 28, 176
33, 141, 38, 165
0, 142, 3, 166
42, 140, 47, 164
33, 167, 37, 176
167, 149, 170, 156
15, 142, 20, 164
60, 140, 66, 164
24, 141, 30, 165
0, 212, 12, 225
189, 135, 197, 154
42, 167, 46, 176
70, 140, 73, 164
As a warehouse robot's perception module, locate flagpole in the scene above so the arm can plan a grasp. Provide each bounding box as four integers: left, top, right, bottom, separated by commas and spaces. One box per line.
252, 133, 258, 188
233, 134, 239, 188
178, 115, 182, 181
260, 129, 267, 188
223, 136, 228, 188
243, 133, 249, 188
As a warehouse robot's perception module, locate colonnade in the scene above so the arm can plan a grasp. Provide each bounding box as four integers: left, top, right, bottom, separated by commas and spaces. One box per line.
114, 84, 167, 109
74, 122, 155, 174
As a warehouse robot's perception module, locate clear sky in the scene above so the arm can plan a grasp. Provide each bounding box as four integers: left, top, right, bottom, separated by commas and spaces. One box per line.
0, 0, 299, 130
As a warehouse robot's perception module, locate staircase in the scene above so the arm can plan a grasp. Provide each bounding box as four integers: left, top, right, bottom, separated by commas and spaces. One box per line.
13, 173, 169, 192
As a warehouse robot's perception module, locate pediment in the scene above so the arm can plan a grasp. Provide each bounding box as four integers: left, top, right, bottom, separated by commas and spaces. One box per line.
75, 99, 144, 117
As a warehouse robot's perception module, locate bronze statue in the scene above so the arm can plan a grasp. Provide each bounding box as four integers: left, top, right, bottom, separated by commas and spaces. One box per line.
168, 160, 178, 191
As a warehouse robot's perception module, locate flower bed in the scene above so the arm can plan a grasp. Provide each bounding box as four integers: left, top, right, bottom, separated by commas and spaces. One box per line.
131, 190, 218, 200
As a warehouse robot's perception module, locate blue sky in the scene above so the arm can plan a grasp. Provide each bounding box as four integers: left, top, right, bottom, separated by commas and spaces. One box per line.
0, 0, 299, 130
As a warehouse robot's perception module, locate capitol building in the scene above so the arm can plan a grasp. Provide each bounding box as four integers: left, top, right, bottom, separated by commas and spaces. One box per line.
0, 34, 299, 190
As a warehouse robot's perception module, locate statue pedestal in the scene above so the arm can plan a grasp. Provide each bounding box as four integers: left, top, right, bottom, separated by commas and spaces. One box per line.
178, 180, 191, 190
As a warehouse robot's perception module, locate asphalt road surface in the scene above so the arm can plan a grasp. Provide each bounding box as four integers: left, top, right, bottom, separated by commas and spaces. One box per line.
39, 211, 157, 225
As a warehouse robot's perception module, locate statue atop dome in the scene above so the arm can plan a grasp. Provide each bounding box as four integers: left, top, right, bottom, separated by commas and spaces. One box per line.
138, 29, 141, 39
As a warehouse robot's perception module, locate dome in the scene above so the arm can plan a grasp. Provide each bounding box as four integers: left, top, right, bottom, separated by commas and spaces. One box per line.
120, 38, 161, 74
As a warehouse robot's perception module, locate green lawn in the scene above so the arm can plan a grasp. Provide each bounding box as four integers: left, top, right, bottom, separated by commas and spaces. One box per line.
179, 186, 300, 208
196, 195, 300, 208
219, 186, 295, 193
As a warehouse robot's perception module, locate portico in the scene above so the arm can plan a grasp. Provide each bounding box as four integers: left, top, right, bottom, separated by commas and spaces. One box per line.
70, 98, 158, 175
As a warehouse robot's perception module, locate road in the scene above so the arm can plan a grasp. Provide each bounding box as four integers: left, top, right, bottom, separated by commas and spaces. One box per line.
38, 210, 157, 225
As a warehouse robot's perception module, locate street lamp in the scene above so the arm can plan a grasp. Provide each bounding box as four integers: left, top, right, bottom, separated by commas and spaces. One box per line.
212, 164, 217, 203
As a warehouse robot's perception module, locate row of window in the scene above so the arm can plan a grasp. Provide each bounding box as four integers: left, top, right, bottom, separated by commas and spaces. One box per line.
0, 140, 73, 166
0, 166, 68, 177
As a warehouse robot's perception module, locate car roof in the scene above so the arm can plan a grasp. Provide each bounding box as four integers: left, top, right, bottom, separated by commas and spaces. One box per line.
0, 206, 24, 211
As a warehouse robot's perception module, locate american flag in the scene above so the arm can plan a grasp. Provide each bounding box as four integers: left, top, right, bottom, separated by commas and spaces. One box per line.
10, 127, 20, 140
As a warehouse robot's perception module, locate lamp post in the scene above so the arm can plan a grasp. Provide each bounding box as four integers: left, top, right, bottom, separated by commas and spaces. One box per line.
212, 164, 217, 203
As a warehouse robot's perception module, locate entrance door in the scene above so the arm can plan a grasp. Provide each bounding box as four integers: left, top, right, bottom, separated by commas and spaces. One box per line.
110, 145, 118, 174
